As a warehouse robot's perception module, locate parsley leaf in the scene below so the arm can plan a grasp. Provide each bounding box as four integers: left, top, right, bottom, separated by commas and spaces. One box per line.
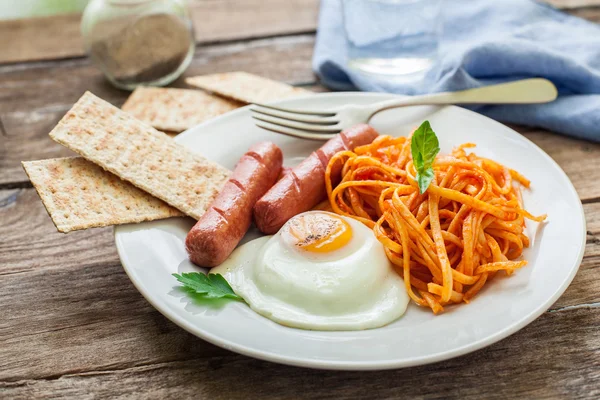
411, 120, 440, 194
173, 272, 242, 301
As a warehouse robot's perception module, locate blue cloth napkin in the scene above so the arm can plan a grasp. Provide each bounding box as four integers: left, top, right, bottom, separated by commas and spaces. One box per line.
313, 0, 600, 142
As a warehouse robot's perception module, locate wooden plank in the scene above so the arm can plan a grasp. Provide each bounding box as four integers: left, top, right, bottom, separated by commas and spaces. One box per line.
0, 0, 319, 65
0, 14, 83, 65
0, 261, 224, 383
188, 0, 319, 42
0, 35, 316, 185
567, 6, 600, 19
557, 241, 600, 309
2, 307, 598, 399
548, 0, 600, 8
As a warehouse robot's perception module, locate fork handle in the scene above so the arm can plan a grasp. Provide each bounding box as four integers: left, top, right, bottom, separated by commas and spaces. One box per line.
365, 78, 558, 120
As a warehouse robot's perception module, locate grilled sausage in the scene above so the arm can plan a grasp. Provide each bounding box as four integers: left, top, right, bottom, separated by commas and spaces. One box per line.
253, 124, 379, 234
186, 142, 283, 267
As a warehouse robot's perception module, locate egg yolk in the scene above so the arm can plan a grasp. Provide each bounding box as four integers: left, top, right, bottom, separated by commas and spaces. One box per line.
283, 212, 352, 253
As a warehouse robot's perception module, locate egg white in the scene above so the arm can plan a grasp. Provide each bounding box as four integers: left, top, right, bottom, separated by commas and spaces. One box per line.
212, 212, 409, 331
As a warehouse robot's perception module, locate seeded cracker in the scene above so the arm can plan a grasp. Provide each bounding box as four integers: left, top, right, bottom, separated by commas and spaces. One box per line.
121, 87, 242, 133
186, 71, 312, 104
23, 157, 183, 233
49, 92, 231, 220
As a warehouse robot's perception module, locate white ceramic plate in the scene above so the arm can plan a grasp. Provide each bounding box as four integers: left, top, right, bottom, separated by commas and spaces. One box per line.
115, 93, 586, 370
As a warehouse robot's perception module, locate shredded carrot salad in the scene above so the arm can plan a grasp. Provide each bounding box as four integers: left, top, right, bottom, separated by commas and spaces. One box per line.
324, 135, 546, 314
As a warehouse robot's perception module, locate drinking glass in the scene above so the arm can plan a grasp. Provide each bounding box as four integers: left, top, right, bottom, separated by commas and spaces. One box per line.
342, 0, 442, 80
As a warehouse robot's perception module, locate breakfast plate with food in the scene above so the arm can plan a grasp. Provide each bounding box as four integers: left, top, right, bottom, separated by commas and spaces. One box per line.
112, 92, 585, 370
23, 84, 585, 370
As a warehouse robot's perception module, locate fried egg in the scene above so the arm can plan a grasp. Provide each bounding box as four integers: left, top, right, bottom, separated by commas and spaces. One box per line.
212, 211, 409, 330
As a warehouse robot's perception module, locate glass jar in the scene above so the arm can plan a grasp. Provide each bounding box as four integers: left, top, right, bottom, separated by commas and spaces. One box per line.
81, 0, 195, 90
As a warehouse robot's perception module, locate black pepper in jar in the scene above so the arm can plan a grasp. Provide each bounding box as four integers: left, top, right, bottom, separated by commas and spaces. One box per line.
82, 0, 195, 90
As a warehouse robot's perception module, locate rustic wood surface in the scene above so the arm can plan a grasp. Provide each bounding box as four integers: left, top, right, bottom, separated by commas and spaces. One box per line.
1, 1, 600, 399
0, 0, 320, 64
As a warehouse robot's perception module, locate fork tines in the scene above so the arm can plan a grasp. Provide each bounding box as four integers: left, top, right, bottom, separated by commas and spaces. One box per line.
251, 103, 341, 140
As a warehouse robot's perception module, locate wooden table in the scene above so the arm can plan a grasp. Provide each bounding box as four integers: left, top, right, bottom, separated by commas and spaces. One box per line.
1, 1, 599, 398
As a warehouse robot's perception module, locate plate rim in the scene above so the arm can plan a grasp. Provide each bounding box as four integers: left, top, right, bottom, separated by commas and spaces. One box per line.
115, 91, 586, 370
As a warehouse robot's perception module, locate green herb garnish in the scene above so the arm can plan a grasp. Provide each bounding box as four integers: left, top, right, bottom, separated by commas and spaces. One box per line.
173, 272, 242, 301
411, 120, 440, 194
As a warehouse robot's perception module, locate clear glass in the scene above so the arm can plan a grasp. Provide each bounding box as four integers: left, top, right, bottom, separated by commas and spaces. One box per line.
342, 0, 442, 81
81, 0, 195, 90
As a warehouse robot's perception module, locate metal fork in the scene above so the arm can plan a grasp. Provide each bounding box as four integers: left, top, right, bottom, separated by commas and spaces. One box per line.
250, 78, 558, 140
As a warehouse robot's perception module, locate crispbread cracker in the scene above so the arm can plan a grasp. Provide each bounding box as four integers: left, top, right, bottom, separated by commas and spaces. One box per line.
23, 157, 183, 233
121, 87, 242, 133
49, 92, 231, 220
186, 71, 312, 103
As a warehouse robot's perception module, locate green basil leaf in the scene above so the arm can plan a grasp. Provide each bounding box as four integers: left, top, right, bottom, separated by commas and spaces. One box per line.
410, 120, 440, 194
